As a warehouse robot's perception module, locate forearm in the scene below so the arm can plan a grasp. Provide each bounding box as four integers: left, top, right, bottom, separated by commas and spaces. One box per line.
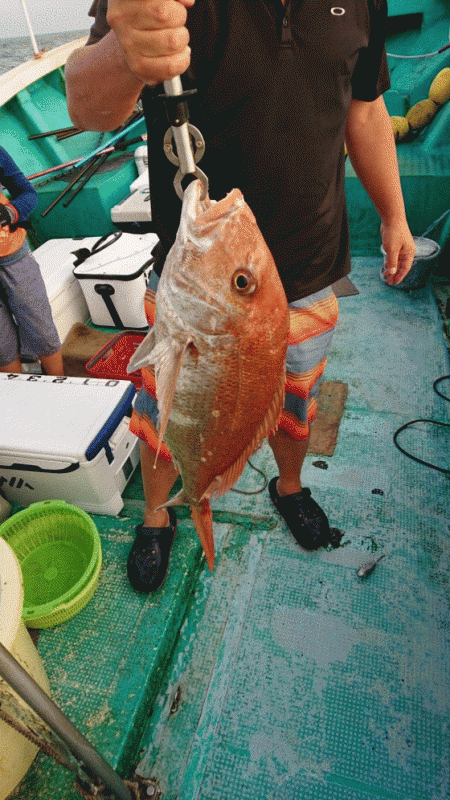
65, 32, 145, 131
345, 95, 407, 225
65, 0, 193, 132
0, 152, 38, 220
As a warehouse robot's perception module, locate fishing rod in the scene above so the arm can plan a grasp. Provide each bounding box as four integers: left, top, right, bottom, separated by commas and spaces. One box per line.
39, 116, 147, 215
28, 126, 82, 140
27, 134, 147, 182
63, 150, 111, 208
75, 115, 144, 170
40, 153, 107, 217
26, 127, 147, 183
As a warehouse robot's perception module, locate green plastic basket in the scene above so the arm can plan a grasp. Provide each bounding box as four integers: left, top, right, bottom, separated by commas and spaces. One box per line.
0, 500, 102, 628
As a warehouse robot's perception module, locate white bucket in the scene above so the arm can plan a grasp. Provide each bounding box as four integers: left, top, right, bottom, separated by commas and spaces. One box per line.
0, 539, 51, 799
380, 236, 441, 290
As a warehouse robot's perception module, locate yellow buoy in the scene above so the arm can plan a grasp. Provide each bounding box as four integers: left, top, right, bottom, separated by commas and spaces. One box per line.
391, 116, 410, 142
406, 98, 438, 130
428, 67, 450, 105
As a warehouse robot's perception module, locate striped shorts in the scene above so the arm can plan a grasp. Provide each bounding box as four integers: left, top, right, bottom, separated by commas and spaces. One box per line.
129, 271, 339, 460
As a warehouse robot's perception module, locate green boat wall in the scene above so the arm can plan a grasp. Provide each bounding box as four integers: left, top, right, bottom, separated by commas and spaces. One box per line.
0, 64, 145, 245
346, 2, 450, 262
1, 0, 450, 262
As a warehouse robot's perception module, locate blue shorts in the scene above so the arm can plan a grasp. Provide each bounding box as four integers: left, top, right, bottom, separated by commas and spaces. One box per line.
129, 271, 339, 457
0, 242, 61, 366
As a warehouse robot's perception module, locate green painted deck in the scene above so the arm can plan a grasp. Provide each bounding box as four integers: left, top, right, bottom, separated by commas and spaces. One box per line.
5, 5, 450, 798
11, 256, 450, 800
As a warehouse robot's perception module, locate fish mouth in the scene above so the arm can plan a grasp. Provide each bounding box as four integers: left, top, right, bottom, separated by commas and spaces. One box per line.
181, 180, 245, 245
166, 180, 249, 329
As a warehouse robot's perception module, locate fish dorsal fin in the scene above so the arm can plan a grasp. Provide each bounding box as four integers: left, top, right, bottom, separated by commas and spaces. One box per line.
201, 368, 286, 500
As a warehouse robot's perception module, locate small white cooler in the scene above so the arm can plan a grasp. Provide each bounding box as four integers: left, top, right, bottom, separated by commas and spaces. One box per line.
0, 374, 139, 515
73, 231, 159, 329
33, 237, 99, 340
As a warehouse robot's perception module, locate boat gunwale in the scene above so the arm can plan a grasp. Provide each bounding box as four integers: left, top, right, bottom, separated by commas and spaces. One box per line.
0, 38, 88, 107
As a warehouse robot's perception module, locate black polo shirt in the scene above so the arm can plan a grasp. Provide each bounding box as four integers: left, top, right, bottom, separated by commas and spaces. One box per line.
87, 0, 390, 301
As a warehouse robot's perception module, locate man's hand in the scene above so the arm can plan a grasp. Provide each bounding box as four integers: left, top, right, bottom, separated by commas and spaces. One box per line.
0, 204, 15, 228
380, 219, 416, 285
106, 0, 195, 85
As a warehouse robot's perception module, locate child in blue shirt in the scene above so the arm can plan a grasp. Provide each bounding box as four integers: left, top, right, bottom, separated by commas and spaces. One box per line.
0, 147, 63, 375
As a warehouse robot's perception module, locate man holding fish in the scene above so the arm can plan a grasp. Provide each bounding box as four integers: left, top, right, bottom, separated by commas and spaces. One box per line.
66, 0, 415, 591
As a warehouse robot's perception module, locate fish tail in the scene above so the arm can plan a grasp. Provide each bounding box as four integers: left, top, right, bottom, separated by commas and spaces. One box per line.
190, 500, 215, 572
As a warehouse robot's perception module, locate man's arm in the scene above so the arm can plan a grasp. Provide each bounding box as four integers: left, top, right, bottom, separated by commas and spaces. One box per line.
0, 149, 38, 226
65, 0, 194, 132
345, 95, 416, 285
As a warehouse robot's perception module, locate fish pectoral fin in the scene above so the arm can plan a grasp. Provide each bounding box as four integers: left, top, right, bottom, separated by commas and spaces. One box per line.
154, 335, 194, 450
190, 500, 215, 571
199, 475, 223, 502
126, 328, 156, 372
157, 489, 188, 508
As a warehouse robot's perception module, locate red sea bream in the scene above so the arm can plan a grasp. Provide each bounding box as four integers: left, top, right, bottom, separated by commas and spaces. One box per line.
128, 179, 289, 569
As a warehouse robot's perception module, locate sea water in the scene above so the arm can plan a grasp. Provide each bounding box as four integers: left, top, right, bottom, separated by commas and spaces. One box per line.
0, 30, 88, 75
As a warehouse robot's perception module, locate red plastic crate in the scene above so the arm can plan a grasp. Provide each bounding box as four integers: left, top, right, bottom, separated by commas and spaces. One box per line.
86, 330, 146, 389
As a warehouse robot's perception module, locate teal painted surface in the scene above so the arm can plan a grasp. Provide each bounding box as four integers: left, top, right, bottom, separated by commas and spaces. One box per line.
30, 155, 139, 244
134, 257, 450, 800
387, 0, 449, 27
8, 261, 450, 799
1, 67, 146, 241
4, 9, 450, 797
346, 12, 450, 255
12, 505, 205, 799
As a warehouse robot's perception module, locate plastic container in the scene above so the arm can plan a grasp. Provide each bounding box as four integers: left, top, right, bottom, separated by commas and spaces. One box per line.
72, 232, 158, 329
380, 236, 441, 290
0, 500, 102, 628
34, 237, 94, 339
0, 492, 11, 523
0, 538, 51, 799
0, 374, 139, 515
86, 330, 146, 389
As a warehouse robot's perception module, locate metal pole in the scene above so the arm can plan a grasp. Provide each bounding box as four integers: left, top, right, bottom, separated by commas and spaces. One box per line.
20, 0, 41, 58
163, 77, 197, 176
0, 642, 133, 800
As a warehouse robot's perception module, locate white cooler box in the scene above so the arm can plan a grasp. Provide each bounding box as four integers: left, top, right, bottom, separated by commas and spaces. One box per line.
73, 231, 159, 329
111, 170, 152, 226
33, 237, 100, 340
0, 374, 140, 515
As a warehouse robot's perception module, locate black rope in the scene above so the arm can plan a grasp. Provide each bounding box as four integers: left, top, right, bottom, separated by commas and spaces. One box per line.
230, 458, 269, 495
393, 375, 450, 474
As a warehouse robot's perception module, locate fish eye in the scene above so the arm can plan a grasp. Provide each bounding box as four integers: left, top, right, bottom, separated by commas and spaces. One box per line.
231, 268, 257, 295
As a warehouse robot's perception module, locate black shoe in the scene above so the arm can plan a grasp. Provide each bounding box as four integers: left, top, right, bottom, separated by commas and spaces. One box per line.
127, 508, 177, 592
268, 477, 330, 550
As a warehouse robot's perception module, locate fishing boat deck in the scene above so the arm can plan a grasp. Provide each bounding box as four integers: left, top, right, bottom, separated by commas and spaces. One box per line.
4, 5, 450, 798
12, 255, 450, 800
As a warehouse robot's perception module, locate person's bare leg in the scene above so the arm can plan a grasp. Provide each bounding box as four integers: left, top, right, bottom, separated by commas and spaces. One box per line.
268, 427, 309, 496
40, 349, 64, 376
0, 358, 22, 373
140, 441, 179, 528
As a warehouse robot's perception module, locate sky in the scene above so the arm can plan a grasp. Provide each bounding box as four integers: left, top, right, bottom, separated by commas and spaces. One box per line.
5, 0, 92, 38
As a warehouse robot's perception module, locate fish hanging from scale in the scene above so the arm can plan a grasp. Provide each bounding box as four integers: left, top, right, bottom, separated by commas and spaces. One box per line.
128, 178, 290, 570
